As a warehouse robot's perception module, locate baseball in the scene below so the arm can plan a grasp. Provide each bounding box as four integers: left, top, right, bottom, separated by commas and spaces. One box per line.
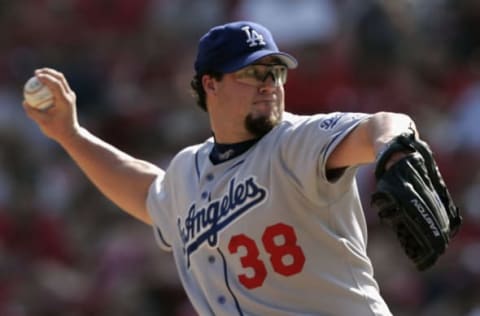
23, 76, 54, 110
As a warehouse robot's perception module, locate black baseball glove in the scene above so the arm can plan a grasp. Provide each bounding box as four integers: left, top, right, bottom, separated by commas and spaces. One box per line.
371, 132, 462, 270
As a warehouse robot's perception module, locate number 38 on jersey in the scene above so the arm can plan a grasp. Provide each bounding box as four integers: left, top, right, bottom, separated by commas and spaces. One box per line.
228, 222, 306, 289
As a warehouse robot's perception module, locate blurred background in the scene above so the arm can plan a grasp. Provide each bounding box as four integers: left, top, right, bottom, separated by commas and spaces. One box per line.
0, 0, 479, 315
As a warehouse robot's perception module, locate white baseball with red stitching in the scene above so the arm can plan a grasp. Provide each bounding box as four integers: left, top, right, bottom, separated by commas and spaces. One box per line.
23, 76, 54, 110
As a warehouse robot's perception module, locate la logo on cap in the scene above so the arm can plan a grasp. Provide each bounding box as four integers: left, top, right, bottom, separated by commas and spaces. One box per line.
241, 26, 266, 47
194, 21, 298, 74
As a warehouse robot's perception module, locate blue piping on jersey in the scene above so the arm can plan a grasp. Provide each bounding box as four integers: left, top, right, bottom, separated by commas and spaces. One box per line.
322, 130, 343, 165
195, 150, 201, 181
156, 226, 171, 248
226, 159, 245, 172
218, 248, 244, 316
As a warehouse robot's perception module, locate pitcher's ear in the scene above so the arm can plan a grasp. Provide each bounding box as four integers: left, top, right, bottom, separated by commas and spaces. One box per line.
202, 75, 217, 95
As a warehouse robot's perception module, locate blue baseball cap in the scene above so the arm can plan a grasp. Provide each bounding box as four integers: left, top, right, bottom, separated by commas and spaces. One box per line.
194, 21, 298, 74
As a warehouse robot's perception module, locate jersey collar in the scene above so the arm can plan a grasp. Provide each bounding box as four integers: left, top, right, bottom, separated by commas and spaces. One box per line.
209, 138, 260, 164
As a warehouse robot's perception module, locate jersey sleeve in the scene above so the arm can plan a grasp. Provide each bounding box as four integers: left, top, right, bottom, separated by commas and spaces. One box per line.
316, 112, 370, 179
146, 171, 174, 251
280, 112, 370, 186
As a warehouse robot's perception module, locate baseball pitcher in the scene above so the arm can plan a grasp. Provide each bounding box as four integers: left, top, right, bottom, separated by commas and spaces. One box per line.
23, 21, 461, 316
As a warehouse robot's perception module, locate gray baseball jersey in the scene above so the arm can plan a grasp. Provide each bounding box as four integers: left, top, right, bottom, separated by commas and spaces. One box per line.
147, 112, 392, 316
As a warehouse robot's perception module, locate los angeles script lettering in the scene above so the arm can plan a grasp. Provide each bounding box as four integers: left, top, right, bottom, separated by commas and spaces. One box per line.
177, 176, 267, 266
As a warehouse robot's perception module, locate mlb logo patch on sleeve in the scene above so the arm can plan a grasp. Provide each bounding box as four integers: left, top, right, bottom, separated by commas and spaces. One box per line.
319, 113, 343, 130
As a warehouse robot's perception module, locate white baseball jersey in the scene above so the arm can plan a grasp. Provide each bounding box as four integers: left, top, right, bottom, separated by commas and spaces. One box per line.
147, 112, 392, 316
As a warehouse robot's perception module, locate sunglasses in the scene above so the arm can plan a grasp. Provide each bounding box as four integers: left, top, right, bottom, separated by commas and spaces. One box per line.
233, 63, 288, 87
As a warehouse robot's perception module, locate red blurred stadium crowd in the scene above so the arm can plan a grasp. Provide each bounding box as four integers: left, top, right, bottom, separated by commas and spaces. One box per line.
0, 0, 479, 315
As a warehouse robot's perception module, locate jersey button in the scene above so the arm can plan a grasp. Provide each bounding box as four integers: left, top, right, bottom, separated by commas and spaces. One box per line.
206, 173, 214, 181
201, 191, 209, 199
217, 296, 226, 304
208, 255, 215, 263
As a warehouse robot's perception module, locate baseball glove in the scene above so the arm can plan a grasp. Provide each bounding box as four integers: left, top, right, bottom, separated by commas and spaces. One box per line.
371, 132, 462, 270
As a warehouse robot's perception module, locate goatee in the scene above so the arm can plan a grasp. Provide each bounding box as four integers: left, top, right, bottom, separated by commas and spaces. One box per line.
245, 113, 281, 138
